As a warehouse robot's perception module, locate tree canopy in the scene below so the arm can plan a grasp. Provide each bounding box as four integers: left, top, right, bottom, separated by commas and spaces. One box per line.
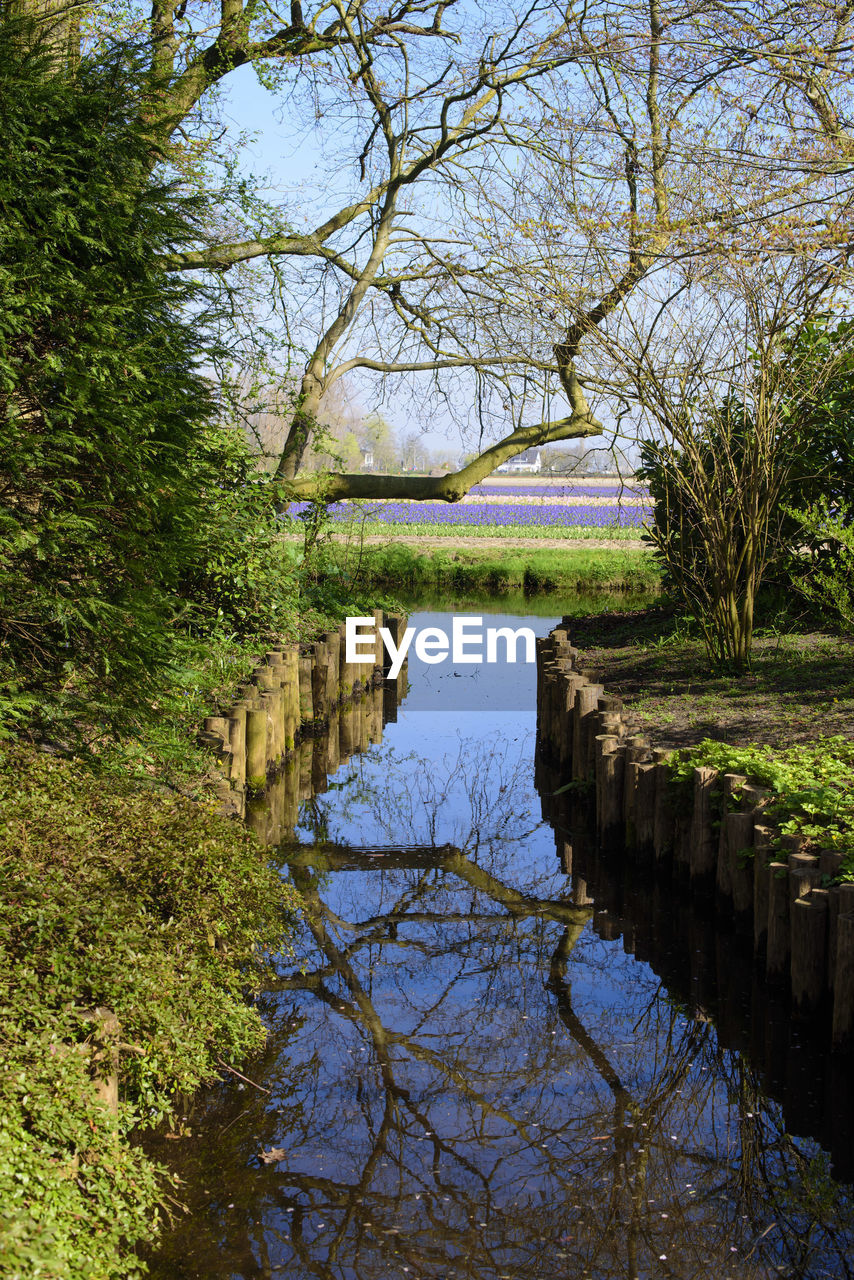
12, 0, 854, 505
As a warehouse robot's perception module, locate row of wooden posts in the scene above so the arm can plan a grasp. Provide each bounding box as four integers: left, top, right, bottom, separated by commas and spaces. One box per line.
243, 677, 404, 848
534, 779, 854, 1179
85, 612, 408, 1118
200, 611, 407, 797
537, 621, 854, 1053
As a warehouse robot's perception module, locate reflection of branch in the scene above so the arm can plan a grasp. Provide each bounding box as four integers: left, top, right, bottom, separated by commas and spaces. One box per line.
289, 870, 595, 1204
441, 848, 590, 925
292, 869, 494, 1194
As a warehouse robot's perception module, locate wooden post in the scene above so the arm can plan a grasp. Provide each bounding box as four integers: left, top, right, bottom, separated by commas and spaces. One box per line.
833, 909, 854, 1051
689, 766, 719, 897
724, 811, 755, 928
623, 739, 651, 851
311, 640, 329, 722
259, 690, 281, 766
546, 659, 572, 749
246, 708, 268, 791
541, 663, 559, 756
569, 678, 589, 778
337, 621, 352, 700
752, 823, 777, 959
820, 849, 843, 879
324, 630, 341, 705
202, 715, 228, 743
791, 889, 829, 1019
572, 682, 603, 781
652, 753, 674, 865
298, 656, 314, 725
788, 854, 821, 909
227, 708, 246, 790
595, 735, 624, 848
557, 673, 584, 770
282, 647, 301, 751
766, 861, 790, 983
716, 773, 746, 905
634, 762, 657, 862
672, 810, 692, 884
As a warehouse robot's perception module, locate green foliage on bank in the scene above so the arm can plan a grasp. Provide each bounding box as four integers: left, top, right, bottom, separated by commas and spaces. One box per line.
669, 736, 854, 863
0, 742, 301, 1278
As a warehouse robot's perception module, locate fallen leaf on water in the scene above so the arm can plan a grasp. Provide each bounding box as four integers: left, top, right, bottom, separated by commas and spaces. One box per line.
258, 1147, 288, 1164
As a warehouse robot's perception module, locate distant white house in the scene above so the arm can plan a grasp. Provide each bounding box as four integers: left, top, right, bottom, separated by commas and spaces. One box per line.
495, 448, 542, 474
359, 442, 375, 469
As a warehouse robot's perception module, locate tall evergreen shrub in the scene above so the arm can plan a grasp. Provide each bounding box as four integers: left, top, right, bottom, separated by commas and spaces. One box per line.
0, 27, 293, 738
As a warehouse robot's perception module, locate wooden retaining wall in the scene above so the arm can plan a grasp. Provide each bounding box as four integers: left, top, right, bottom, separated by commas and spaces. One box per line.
536, 620, 854, 1053
200, 611, 407, 808
533, 805, 854, 1180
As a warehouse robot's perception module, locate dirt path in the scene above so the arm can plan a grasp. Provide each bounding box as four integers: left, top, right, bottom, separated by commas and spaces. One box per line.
568, 611, 854, 749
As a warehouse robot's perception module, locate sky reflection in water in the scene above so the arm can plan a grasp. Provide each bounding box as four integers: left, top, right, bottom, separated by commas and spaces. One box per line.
146, 609, 854, 1280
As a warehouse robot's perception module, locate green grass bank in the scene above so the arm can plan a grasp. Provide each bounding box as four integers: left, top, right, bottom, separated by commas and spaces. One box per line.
0, 625, 323, 1279
315, 542, 661, 596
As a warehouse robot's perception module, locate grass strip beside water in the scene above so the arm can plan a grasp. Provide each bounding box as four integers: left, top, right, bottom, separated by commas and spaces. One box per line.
318, 543, 661, 594
569, 609, 854, 865
0, 743, 301, 1279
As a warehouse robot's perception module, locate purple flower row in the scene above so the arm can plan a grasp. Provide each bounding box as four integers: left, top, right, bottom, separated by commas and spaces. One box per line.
290, 500, 649, 528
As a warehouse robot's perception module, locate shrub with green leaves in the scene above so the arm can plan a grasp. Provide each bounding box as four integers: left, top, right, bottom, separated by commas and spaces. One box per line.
0, 742, 302, 1277
178, 425, 298, 639
668, 735, 854, 864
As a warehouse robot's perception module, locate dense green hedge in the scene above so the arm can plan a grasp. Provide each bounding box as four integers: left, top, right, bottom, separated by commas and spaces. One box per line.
0, 29, 299, 743
0, 745, 301, 1278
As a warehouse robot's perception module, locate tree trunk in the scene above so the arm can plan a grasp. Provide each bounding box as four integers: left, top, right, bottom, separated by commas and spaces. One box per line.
6, 0, 80, 67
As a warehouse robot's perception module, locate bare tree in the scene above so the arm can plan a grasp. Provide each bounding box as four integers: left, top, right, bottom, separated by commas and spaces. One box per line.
631, 258, 851, 668
14, 0, 854, 504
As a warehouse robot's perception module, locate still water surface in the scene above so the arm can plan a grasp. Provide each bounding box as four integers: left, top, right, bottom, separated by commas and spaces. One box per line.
147, 607, 854, 1280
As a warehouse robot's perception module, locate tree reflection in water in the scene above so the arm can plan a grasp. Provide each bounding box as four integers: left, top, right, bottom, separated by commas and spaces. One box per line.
146, 704, 854, 1280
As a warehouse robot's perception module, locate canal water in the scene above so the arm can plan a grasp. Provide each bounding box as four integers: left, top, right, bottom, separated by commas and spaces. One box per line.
146, 605, 854, 1280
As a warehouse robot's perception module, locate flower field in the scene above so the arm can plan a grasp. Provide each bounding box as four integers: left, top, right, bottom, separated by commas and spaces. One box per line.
290, 481, 651, 540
